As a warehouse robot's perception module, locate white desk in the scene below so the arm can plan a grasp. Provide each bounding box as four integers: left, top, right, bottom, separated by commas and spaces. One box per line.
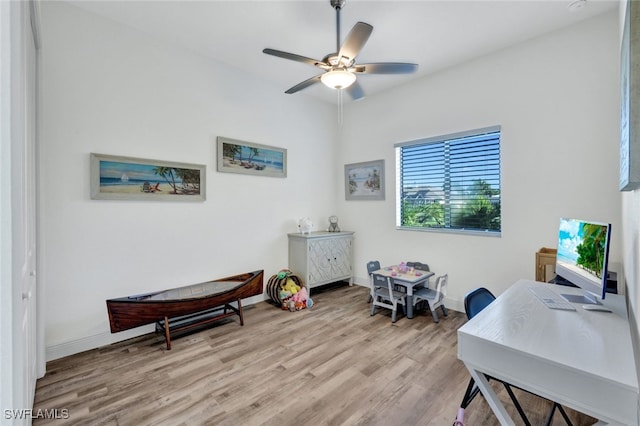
373, 267, 434, 318
457, 279, 638, 425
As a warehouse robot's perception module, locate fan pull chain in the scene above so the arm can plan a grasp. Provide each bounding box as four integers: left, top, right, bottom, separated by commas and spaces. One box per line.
338, 89, 344, 125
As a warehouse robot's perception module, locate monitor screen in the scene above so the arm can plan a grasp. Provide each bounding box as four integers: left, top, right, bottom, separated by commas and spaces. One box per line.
555, 218, 611, 303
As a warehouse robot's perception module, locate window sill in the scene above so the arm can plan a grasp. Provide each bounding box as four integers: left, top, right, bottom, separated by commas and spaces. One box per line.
396, 226, 501, 238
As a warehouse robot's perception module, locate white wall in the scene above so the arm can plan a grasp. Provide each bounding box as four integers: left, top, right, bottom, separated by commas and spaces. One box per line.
623, 189, 640, 377
39, 2, 338, 359
40, 3, 623, 359
340, 11, 621, 311
619, 0, 640, 408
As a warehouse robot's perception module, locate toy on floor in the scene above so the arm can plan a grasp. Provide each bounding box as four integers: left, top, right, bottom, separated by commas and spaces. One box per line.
291, 287, 309, 310
269, 268, 310, 312
282, 278, 300, 295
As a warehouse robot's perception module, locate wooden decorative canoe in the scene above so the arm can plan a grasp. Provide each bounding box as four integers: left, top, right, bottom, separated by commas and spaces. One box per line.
106, 269, 264, 349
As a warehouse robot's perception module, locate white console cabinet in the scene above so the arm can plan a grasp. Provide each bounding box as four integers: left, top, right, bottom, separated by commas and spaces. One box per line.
288, 231, 354, 294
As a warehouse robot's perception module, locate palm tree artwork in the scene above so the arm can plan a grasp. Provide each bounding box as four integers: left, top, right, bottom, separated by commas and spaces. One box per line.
93, 154, 204, 200
152, 166, 200, 195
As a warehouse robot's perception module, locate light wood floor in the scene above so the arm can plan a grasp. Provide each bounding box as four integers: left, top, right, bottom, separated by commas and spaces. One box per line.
34, 283, 595, 425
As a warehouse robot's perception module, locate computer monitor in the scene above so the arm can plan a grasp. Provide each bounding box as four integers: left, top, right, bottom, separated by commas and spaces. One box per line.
554, 218, 611, 304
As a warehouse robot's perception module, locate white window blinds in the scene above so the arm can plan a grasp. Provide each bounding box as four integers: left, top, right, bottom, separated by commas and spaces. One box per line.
396, 127, 501, 234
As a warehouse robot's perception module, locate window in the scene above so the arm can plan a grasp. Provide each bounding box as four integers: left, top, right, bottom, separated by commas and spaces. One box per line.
395, 126, 501, 235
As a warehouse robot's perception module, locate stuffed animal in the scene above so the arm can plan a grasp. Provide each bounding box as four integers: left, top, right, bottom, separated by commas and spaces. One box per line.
298, 217, 313, 234
295, 287, 308, 302
328, 215, 340, 232
280, 290, 292, 301
290, 287, 308, 310
276, 269, 293, 280
282, 278, 300, 295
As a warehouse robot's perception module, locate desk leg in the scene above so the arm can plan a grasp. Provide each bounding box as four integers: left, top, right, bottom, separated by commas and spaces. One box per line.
406, 295, 414, 319
464, 362, 516, 426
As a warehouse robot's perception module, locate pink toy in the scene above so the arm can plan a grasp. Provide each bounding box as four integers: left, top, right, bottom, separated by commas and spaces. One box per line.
292, 287, 308, 304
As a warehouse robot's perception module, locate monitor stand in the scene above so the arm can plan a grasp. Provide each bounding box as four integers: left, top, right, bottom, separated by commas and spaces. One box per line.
549, 275, 575, 287
561, 292, 601, 305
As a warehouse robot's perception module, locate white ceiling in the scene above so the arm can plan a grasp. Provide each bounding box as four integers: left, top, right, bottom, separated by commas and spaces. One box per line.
66, 0, 618, 104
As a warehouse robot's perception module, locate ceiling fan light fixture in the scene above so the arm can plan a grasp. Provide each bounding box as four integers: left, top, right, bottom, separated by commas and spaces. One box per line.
321, 69, 356, 89
263, 0, 417, 100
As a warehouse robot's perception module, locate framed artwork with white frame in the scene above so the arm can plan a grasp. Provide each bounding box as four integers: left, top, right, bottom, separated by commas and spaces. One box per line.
344, 159, 385, 201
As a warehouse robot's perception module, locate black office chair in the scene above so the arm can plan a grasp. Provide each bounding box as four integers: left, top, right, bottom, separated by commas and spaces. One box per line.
455, 287, 573, 426
464, 287, 495, 319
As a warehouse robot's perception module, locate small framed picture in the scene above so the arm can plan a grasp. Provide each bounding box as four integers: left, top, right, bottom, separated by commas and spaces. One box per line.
90, 153, 206, 201
344, 159, 385, 200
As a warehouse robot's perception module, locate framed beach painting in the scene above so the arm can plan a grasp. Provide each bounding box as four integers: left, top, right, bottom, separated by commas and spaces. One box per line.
90, 153, 206, 201
217, 136, 287, 178
344, 159, 385, 201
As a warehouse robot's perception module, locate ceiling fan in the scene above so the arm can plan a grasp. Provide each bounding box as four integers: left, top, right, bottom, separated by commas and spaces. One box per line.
263, 0, 418, 101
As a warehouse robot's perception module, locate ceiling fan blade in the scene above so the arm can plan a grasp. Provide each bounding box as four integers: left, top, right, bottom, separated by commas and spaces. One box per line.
263, 48, 326, 68
338, 22, 373, 61
353, 63, 418, 74
346, 81, 365, 101
284, 75, 323, 94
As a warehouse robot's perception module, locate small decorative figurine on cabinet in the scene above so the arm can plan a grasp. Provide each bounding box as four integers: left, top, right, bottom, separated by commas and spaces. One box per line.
298, 217, 313, 234
328, 215, 340, 232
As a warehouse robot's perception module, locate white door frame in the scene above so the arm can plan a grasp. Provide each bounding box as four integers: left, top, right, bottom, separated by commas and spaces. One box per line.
0, 0, 15, 415
0, 0, 43, 422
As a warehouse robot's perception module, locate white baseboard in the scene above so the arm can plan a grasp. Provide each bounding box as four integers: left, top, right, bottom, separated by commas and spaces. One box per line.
46, 294, 268, 361
46, 286, 464, 362
46, 326, 154, 361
